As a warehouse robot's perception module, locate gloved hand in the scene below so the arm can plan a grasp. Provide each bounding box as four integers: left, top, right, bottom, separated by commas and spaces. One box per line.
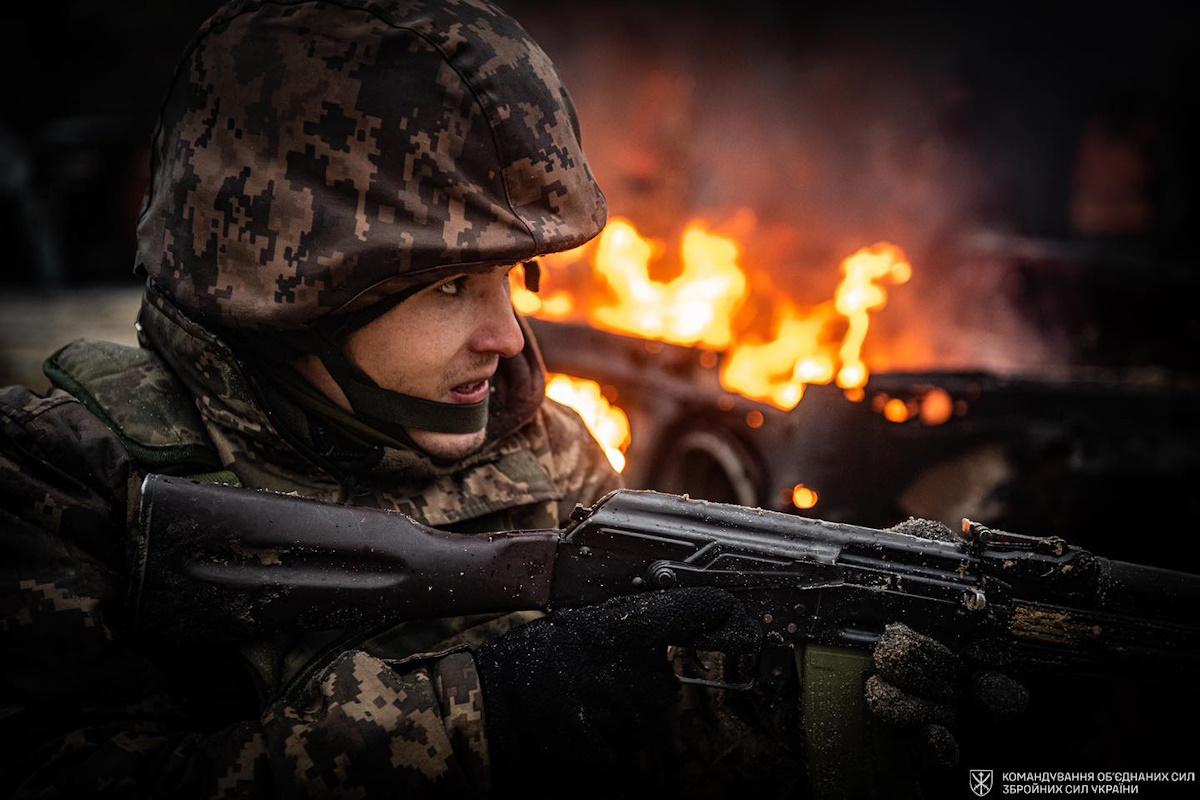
865, 518, 1030, 771
474, 586, 760, 798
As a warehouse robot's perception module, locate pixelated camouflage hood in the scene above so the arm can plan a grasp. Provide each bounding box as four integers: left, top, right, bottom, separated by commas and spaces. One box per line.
136, 0, 606, 330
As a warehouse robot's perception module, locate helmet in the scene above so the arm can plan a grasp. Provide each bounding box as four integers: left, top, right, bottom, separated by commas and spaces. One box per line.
136, 0, 606, 331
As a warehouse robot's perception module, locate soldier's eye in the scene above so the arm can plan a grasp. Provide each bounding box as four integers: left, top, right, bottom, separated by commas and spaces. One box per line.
437, 276, 468, 297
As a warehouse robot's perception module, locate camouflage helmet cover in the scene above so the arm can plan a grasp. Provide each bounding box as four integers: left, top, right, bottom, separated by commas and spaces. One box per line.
137, 0, 607, 329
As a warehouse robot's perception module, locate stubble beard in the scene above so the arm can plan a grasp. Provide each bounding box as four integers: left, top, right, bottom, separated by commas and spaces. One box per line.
407, 427, 489, 461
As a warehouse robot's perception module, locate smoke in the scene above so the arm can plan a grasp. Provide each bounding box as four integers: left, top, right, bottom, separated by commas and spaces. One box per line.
509, 2, 1069, 374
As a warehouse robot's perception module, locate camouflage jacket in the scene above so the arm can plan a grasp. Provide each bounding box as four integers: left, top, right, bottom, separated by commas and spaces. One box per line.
0, 287, 619, 797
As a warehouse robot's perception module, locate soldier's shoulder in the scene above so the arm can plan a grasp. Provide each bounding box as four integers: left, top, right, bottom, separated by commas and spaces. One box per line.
536, 396, 594, 447
533, 397, 612, 471
529, 398, 621, 508
39, 339, 219, 475
1, 338, 222, 500
0, 379, 132, 503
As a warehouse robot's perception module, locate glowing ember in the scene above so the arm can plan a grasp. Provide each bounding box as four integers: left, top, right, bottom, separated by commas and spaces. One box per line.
919, 388, 954, 426
883, 398, 910, 423
545, 373, 631, 472
791, 484, 819, 509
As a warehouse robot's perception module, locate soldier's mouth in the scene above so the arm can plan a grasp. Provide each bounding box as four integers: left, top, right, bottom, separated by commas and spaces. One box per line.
449, 378, 490, 403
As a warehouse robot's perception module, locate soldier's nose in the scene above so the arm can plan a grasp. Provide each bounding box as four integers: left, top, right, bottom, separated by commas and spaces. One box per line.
470, 281, 525, 358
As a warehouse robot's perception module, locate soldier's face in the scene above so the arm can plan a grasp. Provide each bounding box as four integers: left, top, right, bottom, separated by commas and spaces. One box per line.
299, 265, 525, 459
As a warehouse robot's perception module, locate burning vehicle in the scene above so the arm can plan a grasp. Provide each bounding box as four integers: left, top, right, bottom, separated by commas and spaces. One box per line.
513, 219, 1200, 575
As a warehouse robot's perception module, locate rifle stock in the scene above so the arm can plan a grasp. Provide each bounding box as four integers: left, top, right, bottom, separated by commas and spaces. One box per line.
132, 474, 559, 643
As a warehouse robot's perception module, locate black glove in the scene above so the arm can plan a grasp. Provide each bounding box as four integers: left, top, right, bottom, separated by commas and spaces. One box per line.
475, 586, 760, 798
865, 519, 1030, 771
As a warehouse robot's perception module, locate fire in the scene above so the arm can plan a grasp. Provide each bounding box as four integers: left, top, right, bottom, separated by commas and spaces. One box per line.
721, 243, 911, 408
545, 373, 631, 473
833, 244, 912, 390
518, 218, 912, 415
719, 305, 836, 409
511, 262, 575, 320
590, 219, 747, 349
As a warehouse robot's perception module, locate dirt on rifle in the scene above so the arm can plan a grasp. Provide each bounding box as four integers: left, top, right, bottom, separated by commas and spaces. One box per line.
1009, 605, 1103, 646
889, 517, 959, 543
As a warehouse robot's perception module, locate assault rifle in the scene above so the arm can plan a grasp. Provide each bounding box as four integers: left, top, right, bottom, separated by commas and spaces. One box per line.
132, 475, 1200, 794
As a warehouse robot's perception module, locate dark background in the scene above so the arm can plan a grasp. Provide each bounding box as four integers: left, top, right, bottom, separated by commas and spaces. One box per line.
2, 2, 1198, 290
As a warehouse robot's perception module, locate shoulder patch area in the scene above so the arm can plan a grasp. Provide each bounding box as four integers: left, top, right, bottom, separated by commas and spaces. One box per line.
538, 397, 605, 466
43, 339, 219, 474
536, 398, 622, 515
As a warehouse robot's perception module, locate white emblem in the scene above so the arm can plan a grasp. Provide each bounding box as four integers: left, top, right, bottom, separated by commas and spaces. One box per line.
970, 769, 994, 797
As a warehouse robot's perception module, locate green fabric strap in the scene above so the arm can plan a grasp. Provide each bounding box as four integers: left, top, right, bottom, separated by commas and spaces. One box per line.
185, 469, 242, 486
801, 645, 920, 799
262, 362, 417, 452
306, 333, 489, 435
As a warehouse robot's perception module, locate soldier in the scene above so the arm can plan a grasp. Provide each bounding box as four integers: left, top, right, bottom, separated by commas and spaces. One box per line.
0, 1, 1021, 797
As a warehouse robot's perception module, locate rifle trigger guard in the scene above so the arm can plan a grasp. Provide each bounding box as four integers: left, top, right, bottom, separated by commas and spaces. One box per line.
675, 674, 757, 691
672, 643, 794, 693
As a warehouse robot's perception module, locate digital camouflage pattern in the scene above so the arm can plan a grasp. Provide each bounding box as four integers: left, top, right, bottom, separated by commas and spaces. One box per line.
257, 649, 489, 796
0, 276, 618, 795
138, 0, 607, 330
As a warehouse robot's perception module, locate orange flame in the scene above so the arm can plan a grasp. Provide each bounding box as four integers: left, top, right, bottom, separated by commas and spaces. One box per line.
545, 373, 631, 473
589, 218, 748, 349
511, 261, 575, 320
833, 243, 912, 390
719, 304, 836, 409
719, 242, 911, 408
518, 218, 913, 416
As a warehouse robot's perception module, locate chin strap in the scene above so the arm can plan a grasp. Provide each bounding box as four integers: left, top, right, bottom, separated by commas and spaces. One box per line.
304, 332, 489, 436
301, 282, 489, 437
